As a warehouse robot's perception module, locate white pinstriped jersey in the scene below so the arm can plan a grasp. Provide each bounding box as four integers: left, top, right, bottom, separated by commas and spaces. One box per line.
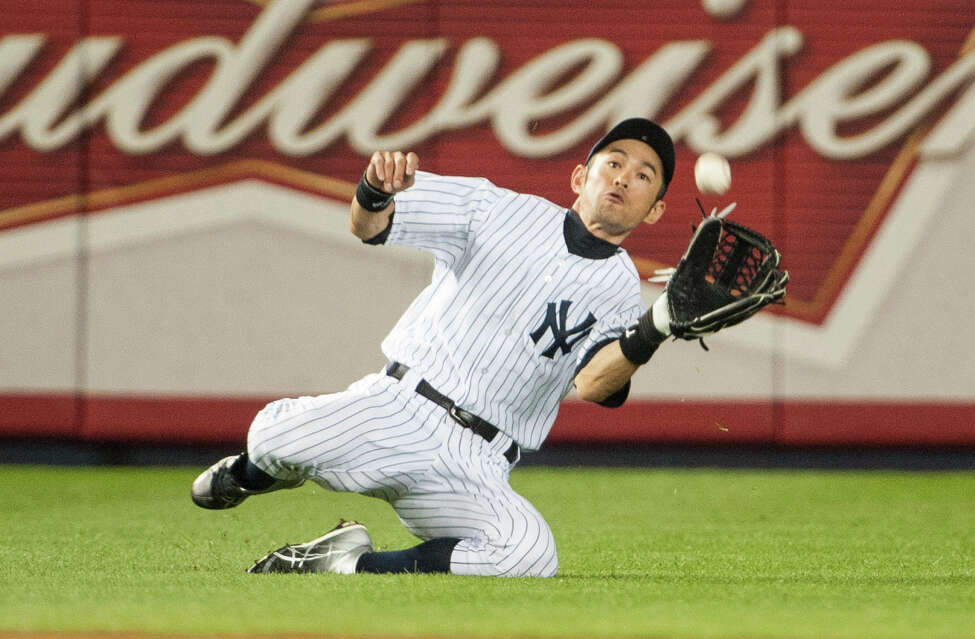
380, 171, 645, 450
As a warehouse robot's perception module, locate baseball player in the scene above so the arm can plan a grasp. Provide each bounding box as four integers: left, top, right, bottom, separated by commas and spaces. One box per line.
192, 118, 681, 577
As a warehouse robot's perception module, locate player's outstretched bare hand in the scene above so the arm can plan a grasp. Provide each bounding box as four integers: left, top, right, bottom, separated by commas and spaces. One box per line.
366, 151, 419, 194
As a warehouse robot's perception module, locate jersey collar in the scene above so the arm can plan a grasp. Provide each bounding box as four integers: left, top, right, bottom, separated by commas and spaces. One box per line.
563, 209, 620, 260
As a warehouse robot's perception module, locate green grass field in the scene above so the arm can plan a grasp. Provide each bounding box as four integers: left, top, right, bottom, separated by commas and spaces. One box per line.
1, 464, 974, 638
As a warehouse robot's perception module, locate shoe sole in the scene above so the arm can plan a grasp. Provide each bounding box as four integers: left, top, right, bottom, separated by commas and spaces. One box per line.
247, 521, 368, 574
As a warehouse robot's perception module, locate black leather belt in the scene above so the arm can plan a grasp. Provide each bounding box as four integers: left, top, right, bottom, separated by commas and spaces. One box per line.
386, 362, 519, 464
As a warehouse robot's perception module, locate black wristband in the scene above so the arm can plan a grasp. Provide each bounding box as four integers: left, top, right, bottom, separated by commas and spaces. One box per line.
355, 172, 395, 212
618, 308, 668, 365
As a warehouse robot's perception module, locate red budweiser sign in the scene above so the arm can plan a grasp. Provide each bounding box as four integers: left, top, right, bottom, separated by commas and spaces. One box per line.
1, 0, 973, 324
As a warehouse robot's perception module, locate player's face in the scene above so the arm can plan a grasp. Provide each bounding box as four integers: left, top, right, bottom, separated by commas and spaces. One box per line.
570, 138, 667, 243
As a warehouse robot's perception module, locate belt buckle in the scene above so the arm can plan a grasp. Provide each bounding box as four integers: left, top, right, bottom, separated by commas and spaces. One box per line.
448, 404, 469, 428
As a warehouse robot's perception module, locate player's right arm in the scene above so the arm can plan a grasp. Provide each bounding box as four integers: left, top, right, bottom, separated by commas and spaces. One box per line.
349, 151, 419, 240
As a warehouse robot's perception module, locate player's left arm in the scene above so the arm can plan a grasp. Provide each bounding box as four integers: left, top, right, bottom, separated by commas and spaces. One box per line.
573, 340, 640, 403
575, 204, 789, 404
573, 294, 672, 403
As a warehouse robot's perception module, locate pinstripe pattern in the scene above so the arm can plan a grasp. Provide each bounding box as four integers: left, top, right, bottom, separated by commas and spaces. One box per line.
248, 372, 556, 576
249, 374, 440, 497
244, 170, 644, 577
385, 171, 644, 450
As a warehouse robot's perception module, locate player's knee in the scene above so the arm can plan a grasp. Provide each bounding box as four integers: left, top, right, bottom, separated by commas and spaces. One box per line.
511, 530, 559, 577
490, 504, 559, 577
451, 520, 558, 577
512, 549, 558, 578
495, 524, 559, 577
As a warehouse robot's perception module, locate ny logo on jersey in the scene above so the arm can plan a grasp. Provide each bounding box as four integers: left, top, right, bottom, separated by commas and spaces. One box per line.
530, 300, 597, 359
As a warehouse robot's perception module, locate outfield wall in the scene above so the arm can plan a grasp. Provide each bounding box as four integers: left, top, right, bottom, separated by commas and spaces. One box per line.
1, 0, 974, 449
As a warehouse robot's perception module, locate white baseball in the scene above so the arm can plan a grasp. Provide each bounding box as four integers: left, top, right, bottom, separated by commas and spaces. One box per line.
694, 152, 732, 195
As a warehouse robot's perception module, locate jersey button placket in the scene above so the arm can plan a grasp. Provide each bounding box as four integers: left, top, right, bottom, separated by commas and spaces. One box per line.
543, 258, 566, 285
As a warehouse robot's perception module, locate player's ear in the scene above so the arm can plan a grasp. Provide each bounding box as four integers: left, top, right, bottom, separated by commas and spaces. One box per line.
643, 199, 666, 225
570, 164, 587, 195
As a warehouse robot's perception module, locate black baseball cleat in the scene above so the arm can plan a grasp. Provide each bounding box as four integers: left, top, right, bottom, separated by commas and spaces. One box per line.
247, 520, 373, 574
190, 454, 304, 509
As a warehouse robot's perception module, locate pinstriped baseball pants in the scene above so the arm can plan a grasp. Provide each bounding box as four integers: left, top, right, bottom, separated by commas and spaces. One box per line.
246, 370, 558, 577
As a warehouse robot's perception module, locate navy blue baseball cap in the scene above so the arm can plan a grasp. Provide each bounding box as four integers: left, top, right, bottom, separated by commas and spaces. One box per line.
585, 118, 675, 190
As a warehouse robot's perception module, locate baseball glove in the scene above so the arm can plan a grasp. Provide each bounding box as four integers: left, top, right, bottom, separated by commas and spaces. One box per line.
650, 202, 788, 348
